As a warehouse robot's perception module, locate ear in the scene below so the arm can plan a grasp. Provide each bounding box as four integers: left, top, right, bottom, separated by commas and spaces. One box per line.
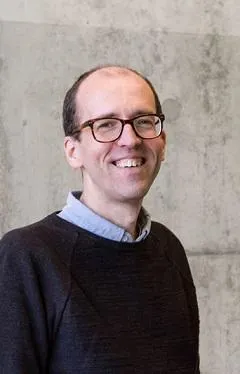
160, 130, 166, 161
64, 136, 83, 169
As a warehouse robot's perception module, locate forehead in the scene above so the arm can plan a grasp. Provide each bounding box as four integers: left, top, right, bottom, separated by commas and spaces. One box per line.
79, 66, 150, 88
75, 68, 156, 119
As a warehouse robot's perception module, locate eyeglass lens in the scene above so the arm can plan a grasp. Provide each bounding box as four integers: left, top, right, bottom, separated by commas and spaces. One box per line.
92, 115, 161, 142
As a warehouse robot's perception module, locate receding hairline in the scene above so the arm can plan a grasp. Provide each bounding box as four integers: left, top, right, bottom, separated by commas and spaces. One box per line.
62, 64, 163, 136
86, 64, 148, 77
76, 65, 153, 93
75, 65, 157, 118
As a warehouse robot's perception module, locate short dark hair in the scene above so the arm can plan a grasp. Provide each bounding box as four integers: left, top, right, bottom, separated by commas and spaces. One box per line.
62, 65, 163, 136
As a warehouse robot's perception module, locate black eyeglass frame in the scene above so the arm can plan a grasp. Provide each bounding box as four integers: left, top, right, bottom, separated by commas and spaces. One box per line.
70, 113, 165, 143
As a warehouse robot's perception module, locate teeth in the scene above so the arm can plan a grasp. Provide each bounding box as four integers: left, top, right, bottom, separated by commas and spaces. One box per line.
115, 158, 143, 168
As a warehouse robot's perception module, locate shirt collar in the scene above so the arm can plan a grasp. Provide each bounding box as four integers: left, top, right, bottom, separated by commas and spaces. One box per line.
58, 191, 151, 242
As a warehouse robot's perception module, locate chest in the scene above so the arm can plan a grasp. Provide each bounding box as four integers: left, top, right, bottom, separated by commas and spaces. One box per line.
49, 254, 197, 373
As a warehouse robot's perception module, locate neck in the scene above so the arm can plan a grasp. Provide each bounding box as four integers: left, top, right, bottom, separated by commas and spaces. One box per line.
80, 192, 142, 239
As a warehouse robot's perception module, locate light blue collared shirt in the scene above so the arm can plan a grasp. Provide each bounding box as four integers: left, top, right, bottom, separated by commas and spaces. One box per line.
58, 191, 151, 242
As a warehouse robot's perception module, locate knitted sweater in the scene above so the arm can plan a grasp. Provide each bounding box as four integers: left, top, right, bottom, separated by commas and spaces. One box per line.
0, 213, 200, 373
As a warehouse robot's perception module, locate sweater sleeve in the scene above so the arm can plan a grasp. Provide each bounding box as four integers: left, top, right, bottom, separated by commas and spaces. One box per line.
166, 226, 200, 373
151, 222, 200, 372
0, 231, 50, 373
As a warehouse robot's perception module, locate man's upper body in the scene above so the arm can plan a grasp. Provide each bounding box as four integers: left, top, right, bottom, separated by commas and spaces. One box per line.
0, 65, 200, 373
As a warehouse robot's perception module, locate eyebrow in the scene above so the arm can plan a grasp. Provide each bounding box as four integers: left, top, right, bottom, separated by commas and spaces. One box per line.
94, 109, 156, 119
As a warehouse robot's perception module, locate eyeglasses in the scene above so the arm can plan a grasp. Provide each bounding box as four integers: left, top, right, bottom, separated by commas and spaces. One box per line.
71, 113, 165, 143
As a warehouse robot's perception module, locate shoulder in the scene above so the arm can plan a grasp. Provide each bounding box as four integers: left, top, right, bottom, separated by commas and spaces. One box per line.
0, 213, 78, 269
0, 214, 77, 354
150, 221, 194, 284
151, 220, 184, 250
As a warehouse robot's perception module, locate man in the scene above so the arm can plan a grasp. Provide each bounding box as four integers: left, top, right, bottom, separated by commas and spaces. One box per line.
0, 65, 200, 373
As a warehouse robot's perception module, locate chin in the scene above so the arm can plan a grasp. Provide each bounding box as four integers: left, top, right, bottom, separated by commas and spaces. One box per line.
116, 186, 150, 203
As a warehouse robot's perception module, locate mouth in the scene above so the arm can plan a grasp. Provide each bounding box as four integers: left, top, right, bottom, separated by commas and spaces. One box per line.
112, 158, 146, 168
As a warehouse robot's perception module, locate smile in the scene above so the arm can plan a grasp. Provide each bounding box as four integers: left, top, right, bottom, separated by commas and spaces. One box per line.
113, 158, 145, 168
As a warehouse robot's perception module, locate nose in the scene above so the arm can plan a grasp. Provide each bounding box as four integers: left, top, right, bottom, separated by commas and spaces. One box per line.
116, 123, 142, 147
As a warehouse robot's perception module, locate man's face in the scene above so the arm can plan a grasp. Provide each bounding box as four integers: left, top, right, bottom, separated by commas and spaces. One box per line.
66, 68, 166, 206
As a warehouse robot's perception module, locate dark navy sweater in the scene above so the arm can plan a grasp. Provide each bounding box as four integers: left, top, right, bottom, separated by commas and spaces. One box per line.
0, 213, 200, 373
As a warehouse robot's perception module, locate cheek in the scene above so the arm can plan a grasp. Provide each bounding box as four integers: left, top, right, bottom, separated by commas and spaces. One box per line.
147, 140, 164, 161
81, 142, 113, 170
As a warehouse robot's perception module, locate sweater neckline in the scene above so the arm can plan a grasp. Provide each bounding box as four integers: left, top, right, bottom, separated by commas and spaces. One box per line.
44, 212, 157, 251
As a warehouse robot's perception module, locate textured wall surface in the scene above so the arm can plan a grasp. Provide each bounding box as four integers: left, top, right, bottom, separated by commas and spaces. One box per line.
0, 1, 240, 372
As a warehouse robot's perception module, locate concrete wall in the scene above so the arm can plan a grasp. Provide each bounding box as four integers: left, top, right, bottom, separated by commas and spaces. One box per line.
0, 1, 239, 372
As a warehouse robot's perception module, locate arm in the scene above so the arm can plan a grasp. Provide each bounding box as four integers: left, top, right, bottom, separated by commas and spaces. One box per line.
152, 222, 201, 373
166, 230, 200, 373
0, 231, 49, 373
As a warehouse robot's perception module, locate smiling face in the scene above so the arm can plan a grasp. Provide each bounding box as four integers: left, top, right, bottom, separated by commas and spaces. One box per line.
64, 67, 166, 208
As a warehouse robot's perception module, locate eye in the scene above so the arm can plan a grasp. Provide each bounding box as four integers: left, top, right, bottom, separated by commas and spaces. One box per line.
99, 122, 115, 129
135, 117, 155, 128
95, 119, 119, 131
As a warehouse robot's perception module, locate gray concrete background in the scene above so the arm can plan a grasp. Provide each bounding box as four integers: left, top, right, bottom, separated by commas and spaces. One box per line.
0, 1, 239, 372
